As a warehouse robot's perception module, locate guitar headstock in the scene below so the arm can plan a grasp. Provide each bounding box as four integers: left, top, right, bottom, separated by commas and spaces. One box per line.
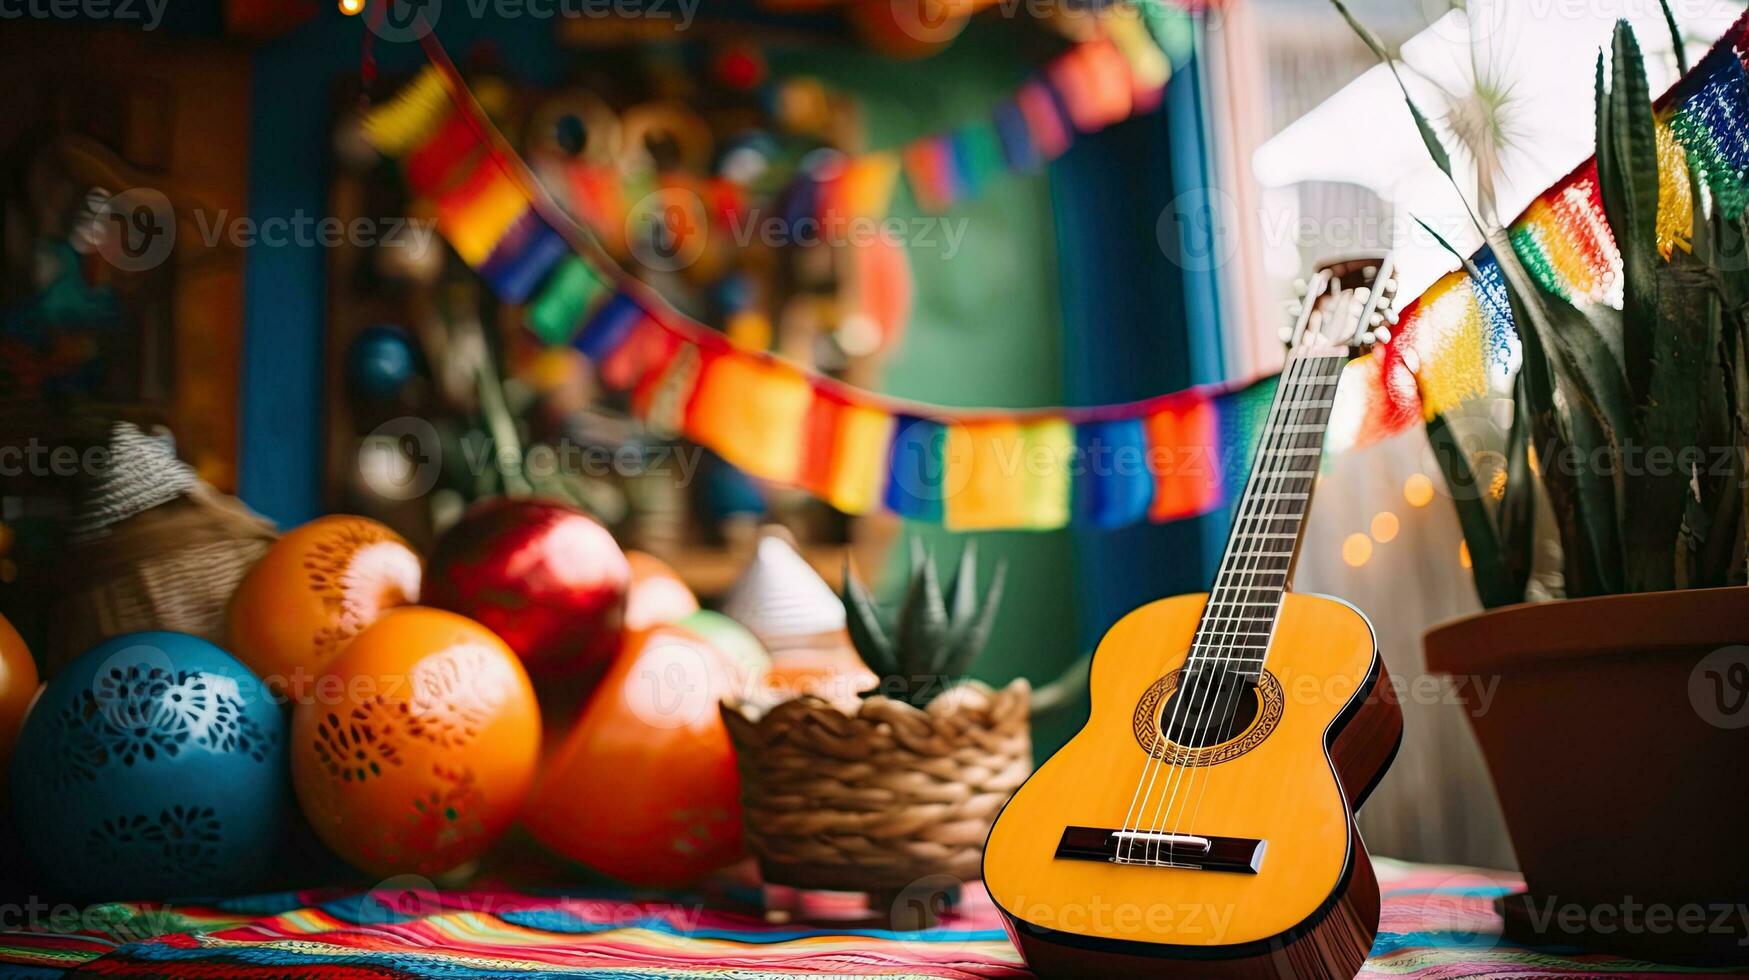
1281, 254, 1398, 357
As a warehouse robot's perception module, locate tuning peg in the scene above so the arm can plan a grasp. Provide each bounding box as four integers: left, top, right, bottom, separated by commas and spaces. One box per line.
1368, 312, 1386, 328
1278, 326, 1295, 343
1385, 309, 1400, 325
1363, 265, 1379, 280
1292, 277, 1308, 296
1374, 326, 1392, 344
1381, 279, 1399, 295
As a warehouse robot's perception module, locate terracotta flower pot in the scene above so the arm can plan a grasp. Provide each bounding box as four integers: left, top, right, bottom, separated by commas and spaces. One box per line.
1424, 587, 1749, 963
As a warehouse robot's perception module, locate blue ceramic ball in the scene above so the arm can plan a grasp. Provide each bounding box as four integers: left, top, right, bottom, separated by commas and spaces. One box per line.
9, 632, 289, 900
346, 323, 418, 403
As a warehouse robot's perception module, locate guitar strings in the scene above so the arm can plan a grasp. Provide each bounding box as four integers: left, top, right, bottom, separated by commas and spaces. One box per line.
1145, 345, 1332, 862
1160, 346, 1345, 854
1113, 346, 1316, 866
1145, 354, 1315, 865
1115, 350, 1310, 864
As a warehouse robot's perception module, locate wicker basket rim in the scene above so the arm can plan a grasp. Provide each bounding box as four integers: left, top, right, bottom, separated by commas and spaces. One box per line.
722, 677, 1030, 728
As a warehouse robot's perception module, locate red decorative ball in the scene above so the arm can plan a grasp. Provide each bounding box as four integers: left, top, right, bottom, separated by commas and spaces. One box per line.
423, 499, 630, 680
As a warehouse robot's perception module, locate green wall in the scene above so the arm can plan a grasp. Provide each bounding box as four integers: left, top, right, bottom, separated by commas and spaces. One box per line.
772, 31, 1084, 742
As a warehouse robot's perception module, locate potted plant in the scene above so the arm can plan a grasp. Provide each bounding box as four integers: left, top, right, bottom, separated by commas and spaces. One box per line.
720, 542, 1033, 924
1337, 2, 1749, 962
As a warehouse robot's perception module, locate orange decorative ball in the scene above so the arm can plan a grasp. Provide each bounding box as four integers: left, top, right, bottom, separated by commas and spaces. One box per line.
523, 625, 744, 887
228, 516, 421, 696
624, 551, 699, 632
0, 612, 39, 776
290, 607, 540, 877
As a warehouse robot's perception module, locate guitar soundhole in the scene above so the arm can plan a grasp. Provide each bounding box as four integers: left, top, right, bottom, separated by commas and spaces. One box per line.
1158, 670, 1261, 748
1132, 668, 1284, 765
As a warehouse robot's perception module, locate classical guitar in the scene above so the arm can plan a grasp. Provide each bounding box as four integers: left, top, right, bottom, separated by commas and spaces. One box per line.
984, 256, 1405, 979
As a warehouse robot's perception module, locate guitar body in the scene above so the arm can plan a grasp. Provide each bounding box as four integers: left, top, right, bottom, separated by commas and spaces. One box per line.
984, 592, 1402, 979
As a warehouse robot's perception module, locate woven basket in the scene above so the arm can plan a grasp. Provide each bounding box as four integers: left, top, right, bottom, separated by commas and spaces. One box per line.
721, 680, 1032, 894
46, 485, 277, 672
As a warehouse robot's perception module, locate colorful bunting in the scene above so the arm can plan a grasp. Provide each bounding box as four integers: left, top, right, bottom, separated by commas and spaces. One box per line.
1332, 13, 1749, 452
360, 31, 1274, 533
524, 18, 1181, 235
363, 14, 1749, 529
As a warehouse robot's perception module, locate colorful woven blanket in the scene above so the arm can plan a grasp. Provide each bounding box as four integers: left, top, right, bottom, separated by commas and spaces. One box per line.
0, 861, 1736, 978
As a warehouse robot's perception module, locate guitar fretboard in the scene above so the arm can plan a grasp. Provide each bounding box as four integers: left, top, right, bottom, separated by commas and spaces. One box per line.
1187, 350, 1346, 682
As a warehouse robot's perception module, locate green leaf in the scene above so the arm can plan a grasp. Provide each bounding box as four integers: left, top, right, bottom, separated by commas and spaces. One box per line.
1658, 0, 1689, 74
1622, 252, 1713, 592
1427, 415, 1515, 607
895, 545, 950, 678
1488, 228, 1626, 595
938, 561, 1006, 681
1030, 651, 1092, 725
1415, 215, 1485, 283
1496, 376, 1537, 600
1597, 22, 1662, 406
841, 560, 897, 679
1331, 0, 1452, 179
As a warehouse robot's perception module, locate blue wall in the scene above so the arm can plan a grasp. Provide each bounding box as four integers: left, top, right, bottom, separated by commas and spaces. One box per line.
1051, 45, 1228, 655
240, 11, 571, 525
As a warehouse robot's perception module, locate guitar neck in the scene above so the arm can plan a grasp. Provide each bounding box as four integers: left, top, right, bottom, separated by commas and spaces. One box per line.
1190, 350, 1347, 680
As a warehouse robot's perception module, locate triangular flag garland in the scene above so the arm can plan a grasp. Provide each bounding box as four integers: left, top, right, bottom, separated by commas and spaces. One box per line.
363, 37, 1280, 532
362, 13, 1749, 530
527, 11, 1180, 271
1328, 12, 1749, 453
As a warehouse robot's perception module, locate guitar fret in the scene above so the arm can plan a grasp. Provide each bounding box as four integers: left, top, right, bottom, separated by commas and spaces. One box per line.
1185, 346, 1347, 652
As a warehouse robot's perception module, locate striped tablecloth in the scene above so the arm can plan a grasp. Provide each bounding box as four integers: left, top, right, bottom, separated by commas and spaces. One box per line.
0, 860, 1737, 978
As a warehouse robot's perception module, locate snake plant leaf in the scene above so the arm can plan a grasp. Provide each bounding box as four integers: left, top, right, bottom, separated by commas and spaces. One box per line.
1497, 374, 1537, 602
1623, 252, 1716, 592
1487, 228, 1625, 596
1330, 0, 1452, 180
841, 560, 898, 680
1597, 25, 1662, 407
1428, 415, 1514, 608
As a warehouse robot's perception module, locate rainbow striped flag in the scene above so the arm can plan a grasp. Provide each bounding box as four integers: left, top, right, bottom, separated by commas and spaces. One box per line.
1330, 11, 1749, 451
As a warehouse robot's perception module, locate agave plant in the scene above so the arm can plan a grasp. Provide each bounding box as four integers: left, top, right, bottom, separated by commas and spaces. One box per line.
1336, 0, 1749, 606
840, 540, 1007, 709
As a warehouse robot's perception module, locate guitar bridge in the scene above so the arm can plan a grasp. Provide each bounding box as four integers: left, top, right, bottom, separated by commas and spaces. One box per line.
1055, 826, 1266, 873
